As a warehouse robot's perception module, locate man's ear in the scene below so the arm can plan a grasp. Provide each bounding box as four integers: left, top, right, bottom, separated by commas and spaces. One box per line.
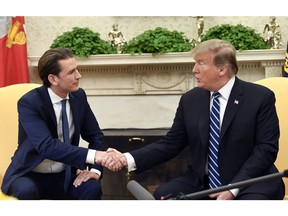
219, 65, 228, 76
48, 74, 58, 86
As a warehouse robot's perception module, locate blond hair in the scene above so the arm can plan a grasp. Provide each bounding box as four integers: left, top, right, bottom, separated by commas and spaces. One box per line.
192, 39, 238, 74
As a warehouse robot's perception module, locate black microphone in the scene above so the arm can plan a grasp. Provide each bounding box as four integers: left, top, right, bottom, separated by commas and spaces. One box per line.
127, 180, 155, 200
173, 169, 288, 200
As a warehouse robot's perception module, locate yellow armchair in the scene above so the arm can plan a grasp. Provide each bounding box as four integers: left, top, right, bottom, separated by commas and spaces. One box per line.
254, 77, 288, 199
0, 83, 41, 187
0, 190, 17, 200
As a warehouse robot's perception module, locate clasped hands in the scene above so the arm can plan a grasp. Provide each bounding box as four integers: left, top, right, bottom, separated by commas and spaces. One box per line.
95, 148, 127, 171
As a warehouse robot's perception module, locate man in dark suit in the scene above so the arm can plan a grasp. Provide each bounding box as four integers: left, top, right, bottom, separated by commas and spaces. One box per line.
106, 39, 285, 200
1, 48, 115, 200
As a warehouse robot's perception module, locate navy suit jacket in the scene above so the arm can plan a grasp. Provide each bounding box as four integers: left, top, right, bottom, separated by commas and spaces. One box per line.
130, 77, 284, 198
2, 86, 104, 193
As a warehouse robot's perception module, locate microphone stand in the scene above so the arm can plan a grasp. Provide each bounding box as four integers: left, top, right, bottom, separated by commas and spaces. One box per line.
171, 170, 288, 200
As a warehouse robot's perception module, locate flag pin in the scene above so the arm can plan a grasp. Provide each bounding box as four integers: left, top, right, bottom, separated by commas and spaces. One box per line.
234, 100, 239, 104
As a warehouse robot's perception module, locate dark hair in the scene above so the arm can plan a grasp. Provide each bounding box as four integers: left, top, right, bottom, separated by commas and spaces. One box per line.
38, 48, 74, 87
192, 39, 238, 75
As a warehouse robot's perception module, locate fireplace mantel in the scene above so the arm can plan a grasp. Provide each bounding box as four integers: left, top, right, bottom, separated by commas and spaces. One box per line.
28, 49, 285, 96
28, 49, 285, 66
28, 49, 286, 130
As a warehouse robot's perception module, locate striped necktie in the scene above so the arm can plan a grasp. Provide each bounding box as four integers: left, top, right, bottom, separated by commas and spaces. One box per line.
208, 92, 222, 189
61, 99, 71, 192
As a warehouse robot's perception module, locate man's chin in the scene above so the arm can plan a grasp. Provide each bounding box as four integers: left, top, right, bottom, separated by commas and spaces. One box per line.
71, 86, 80, 92
196, 82, 201, 88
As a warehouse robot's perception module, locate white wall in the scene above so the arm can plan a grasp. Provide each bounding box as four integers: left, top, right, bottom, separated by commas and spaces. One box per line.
25, 16, 288, 57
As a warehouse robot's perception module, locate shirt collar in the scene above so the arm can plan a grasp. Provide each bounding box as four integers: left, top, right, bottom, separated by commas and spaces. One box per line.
48, 88, 70, 104
211, 76, 235, 100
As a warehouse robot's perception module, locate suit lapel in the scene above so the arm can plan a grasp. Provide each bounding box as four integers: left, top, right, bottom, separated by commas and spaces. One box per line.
69, 93, 80, 145
220, 77, 244, 140
37, 86, 57, 126
199, 90, 210, 148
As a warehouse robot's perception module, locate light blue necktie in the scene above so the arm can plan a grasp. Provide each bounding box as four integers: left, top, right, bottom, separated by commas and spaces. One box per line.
208, 92, 222, 189
61, 99, 71, 192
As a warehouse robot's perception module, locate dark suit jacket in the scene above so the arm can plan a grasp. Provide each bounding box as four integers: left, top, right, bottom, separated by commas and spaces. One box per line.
130, 77, 284, 198
1, 86, 104, 193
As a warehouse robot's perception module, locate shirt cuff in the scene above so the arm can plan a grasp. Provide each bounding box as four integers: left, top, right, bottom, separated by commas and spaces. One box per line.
230, 188, 239, 198
87, 149, 96, 164
124, 152, 137, 172
90, 168, 101, 177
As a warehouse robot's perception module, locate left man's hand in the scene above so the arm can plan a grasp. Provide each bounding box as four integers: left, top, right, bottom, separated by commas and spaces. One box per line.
73, 169, 100, 188
209, 190, 235, 200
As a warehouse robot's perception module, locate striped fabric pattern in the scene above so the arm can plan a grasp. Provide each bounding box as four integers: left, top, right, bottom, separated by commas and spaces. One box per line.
208, 92, 222, 189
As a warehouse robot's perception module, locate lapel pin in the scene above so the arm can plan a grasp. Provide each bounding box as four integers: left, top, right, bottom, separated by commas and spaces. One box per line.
234, 100, 239, 104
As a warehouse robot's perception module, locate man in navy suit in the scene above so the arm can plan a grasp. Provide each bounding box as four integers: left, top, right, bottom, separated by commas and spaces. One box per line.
107, 39, 285, 200
1, 48, 116, 199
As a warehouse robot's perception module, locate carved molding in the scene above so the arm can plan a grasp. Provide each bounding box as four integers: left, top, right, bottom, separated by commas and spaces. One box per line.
238, 62, 261, 69
260, 60, 283, 67
28, 49, 285, 96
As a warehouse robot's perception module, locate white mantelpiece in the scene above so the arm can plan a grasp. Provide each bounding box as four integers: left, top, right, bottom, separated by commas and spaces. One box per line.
28, 49, 286, 130
28, 49, 285, 96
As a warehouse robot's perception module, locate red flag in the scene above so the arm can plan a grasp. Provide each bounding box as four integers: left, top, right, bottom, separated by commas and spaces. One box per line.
0, 16, 29, 87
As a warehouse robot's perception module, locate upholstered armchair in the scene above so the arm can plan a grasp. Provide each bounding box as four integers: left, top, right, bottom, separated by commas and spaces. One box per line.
254, 77, 288, 200
0, 83, 40, 187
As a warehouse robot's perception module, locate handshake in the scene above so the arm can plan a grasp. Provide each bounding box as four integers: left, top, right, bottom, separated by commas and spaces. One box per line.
95, 148, 128, 171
